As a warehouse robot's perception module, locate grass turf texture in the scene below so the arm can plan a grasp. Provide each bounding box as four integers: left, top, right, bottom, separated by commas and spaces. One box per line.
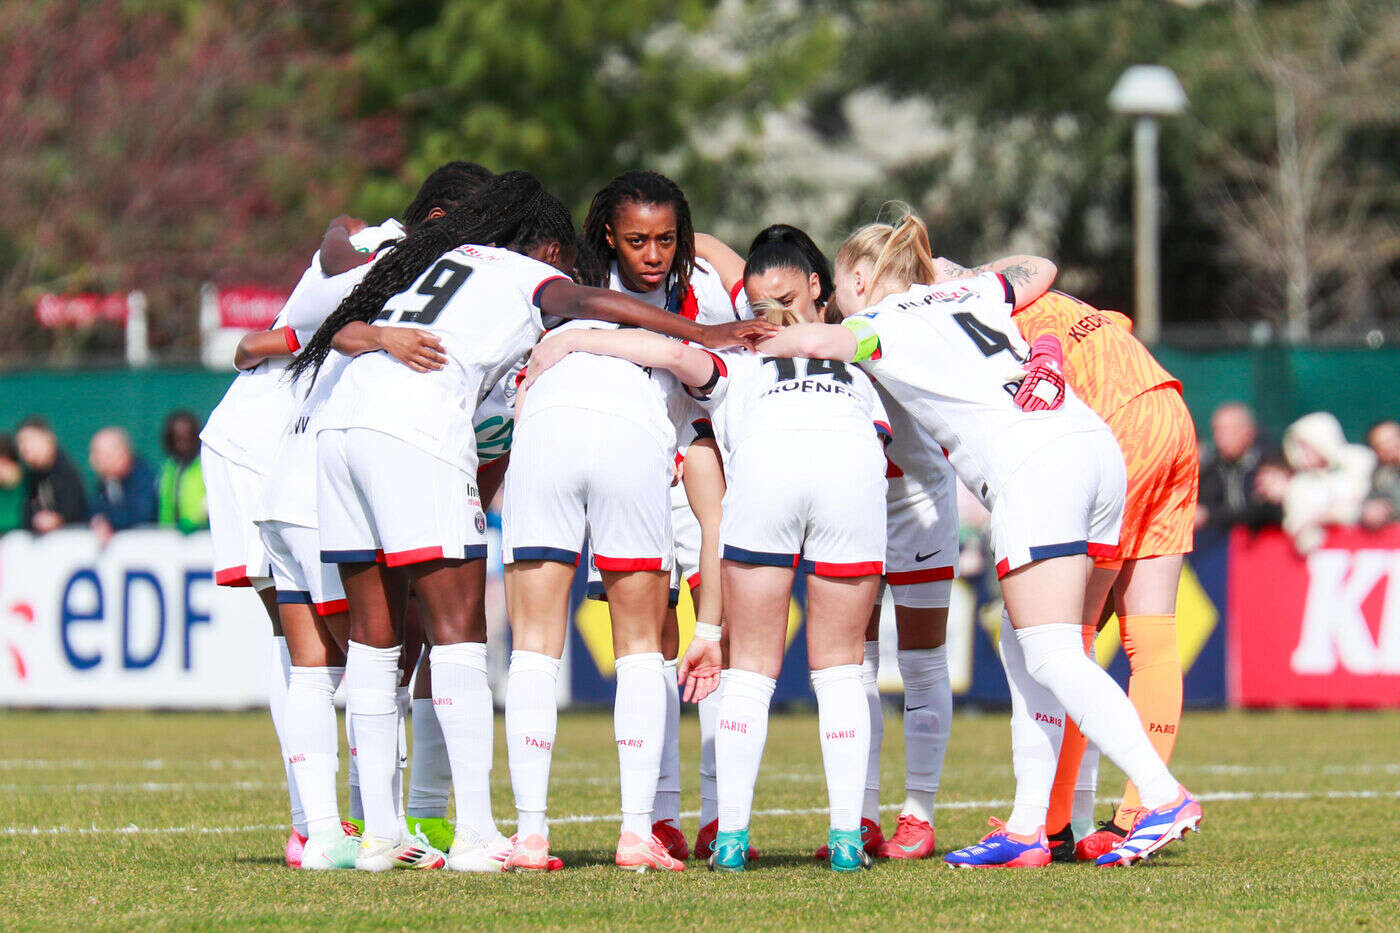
2, 708, 1397, 930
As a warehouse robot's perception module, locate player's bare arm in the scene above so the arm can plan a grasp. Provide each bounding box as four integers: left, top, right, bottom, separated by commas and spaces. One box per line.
524, 326, 717, 390
755, 322, 858, 362
318, 215, 372, 277
992, 256, 1057, 310
535, 279, 777, 348
233, 328, 298, 370
330, 321, 447, 373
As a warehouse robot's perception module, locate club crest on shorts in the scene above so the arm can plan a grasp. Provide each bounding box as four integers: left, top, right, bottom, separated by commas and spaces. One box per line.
475, 511, 486, 534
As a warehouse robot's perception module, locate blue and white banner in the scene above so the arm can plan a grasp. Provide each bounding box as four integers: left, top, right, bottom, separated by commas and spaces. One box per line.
0, 529, 272, 708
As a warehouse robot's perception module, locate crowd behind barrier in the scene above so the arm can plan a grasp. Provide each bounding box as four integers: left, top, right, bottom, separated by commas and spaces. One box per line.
1, 399, 1397, 710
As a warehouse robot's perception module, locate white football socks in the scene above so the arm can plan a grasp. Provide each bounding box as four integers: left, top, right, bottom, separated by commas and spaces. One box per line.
1073, 741, 1101, 839
284, 665, 344, 838
268, 636, 307, 837
506, 650, 560, 839
614, 652, 666, 837
429, 642, 498, 842
812, 664, 870, 833
652, 657, 682, 829
346, 712, 362, 822
407, 697, 450, 819
1000, 612, 1064, 835
897, 645, 952, 825
1015, 622, 1179, 810
345, 641, 403, 841
860, 641, 883, 824
394, 685, 410, 827
715, 668, 775, 832
697, 686, 720, 828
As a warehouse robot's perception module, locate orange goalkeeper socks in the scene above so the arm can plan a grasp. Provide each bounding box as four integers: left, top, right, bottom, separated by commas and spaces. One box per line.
1114, 614, 1182, 826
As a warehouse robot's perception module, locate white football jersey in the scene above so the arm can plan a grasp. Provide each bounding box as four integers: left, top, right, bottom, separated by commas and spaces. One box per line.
699, 350, 890, 471
200, 219, 404, 474
317, 244, 570, 473
845, 272, 1107, 509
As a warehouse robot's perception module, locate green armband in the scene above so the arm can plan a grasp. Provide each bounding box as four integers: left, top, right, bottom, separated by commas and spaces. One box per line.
843, 317, 881, 362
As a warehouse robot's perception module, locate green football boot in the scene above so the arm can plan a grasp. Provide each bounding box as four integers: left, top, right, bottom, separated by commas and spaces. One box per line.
408, 816, 455, 852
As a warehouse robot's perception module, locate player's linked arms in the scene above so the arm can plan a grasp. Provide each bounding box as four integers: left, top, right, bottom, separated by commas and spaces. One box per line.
534, 279, 777, 350
754, 322, 858, 362
522, 327, 717, 392
331, 322, 447, 373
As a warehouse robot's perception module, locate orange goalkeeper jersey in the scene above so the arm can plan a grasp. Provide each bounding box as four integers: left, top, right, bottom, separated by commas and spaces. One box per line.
1012, 291, 1180, 420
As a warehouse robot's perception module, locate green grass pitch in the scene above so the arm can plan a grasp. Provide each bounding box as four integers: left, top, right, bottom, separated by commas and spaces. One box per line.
3, 707, 1397, 930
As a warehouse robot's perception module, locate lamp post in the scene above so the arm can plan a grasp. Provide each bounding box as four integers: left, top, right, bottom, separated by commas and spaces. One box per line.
1109, 65, 1187, 346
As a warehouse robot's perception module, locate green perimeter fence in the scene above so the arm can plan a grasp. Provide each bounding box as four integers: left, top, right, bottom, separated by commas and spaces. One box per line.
0, 346, 1397, 486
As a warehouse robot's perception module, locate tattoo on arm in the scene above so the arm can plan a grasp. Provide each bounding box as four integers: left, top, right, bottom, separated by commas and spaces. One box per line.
998, 261, 1036, 288
935, 257, 992, 280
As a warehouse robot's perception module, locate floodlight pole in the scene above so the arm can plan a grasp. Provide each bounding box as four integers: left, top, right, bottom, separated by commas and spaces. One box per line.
1110, 65, 1186, 347
1132, 115, 1162, 346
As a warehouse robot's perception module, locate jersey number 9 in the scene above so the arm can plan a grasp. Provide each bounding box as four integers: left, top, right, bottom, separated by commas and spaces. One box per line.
376, 259, 473, 326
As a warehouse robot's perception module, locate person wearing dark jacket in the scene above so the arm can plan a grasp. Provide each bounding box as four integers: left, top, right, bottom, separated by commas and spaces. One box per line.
1194, 402, 1282, 536
89, 427, 157, 540
15, 416, 88, 533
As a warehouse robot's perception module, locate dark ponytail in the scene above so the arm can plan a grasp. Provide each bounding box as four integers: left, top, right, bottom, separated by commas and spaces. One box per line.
287, 171, 572, 384
746, 223, 834, 305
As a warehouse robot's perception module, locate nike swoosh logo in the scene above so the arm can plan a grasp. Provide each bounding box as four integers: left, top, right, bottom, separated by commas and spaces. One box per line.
905, 704, 928, 712
914, 549, 941, 562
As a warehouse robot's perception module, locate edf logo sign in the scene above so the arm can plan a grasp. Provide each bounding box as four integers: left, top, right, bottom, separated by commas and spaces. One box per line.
0, 529, 268, 708
59, 567, 214, 671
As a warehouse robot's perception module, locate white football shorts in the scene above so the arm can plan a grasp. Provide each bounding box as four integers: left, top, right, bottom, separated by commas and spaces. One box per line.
720, 429, 886, 576
502, 407, 673, 571
259, 519, 347, 616
316, 427, 486, 566
989, 425, 1125, 577
883, 470, 959, 609
202, 444, 271, 587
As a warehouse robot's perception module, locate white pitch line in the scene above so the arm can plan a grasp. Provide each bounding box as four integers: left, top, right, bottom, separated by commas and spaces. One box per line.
0, 759, 266, 771
5, 788, 1396, 837
0, 781, 284, 794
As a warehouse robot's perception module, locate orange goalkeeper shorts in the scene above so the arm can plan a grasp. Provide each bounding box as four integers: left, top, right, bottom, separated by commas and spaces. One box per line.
1099, 386, 1199, 564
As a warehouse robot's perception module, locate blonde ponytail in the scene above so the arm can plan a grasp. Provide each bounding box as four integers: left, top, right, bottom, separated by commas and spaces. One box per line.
751, 297, 802, 327
835, 202, 939, 297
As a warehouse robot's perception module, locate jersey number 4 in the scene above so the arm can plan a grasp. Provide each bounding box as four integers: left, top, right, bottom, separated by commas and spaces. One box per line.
762, 357, 854, 383
953, 311, 1024, 362
376, 259, 473, 326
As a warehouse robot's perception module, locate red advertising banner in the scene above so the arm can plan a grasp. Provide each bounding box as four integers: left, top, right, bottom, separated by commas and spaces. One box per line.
34, 292, 129, 327
217, 286, 287, 329
1229, 526, 1400, 707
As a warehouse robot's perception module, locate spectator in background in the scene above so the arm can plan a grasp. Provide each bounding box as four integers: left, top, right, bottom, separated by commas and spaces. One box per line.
1360, 419, 1400, 530
89, 427, 157, 542
16, 416, 88, 533
157, 410, 208, 533
1195, 402, 1279, 535
0, 434, 24, 534
1277, 412, 1375, 553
